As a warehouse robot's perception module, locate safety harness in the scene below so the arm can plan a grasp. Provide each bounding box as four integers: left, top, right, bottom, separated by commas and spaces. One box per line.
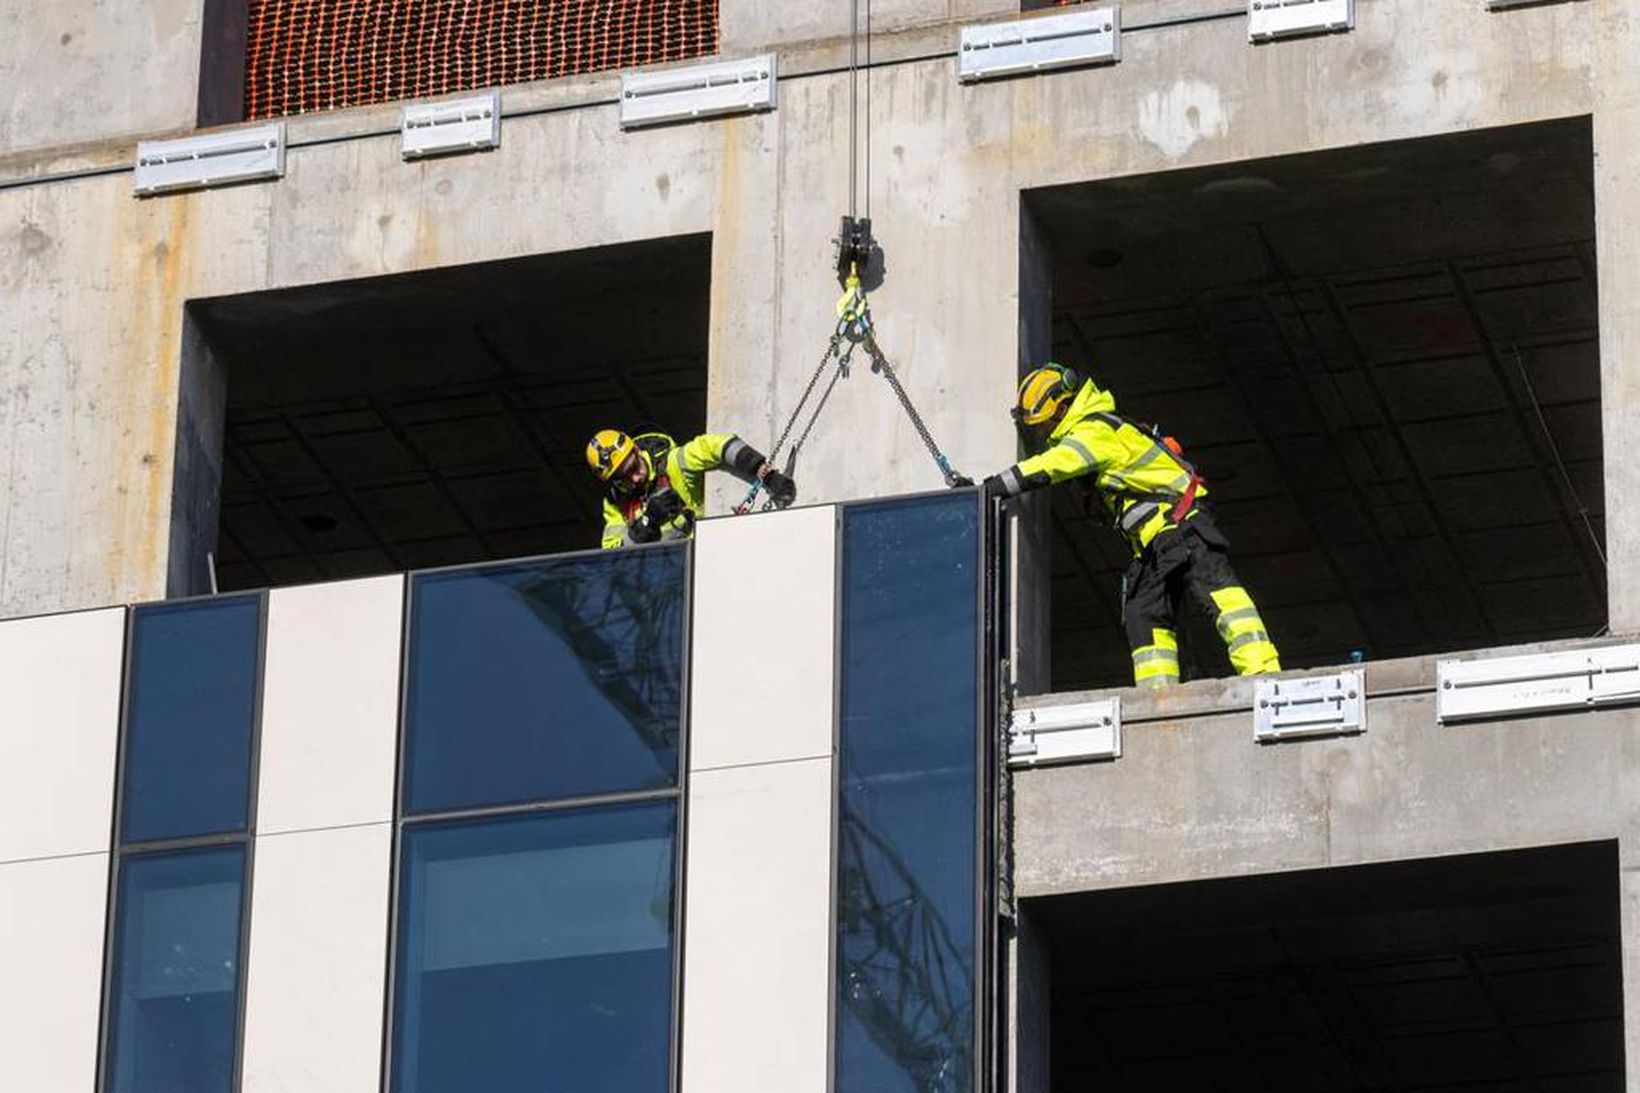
1084, 411, 1205, 532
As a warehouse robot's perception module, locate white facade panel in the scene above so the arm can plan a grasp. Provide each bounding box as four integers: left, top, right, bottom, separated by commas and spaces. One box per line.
0, 607, 124, 862
257, 576, 404, 834
0, 854, 108, 1093
681, 758, 832, 1093
689, 506, 836, 770
241, 824, 393, 1093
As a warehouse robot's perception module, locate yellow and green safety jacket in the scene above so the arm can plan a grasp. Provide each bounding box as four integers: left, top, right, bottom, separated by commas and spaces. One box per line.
601, 432, 764, 549
996, 380, 1204, 554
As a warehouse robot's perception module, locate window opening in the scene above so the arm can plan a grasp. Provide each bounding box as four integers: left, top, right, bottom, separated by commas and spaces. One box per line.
176, 234, 711, 595
1019, 118, 1602, 692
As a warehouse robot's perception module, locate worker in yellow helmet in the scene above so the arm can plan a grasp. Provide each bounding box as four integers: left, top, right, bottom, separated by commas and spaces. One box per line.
981, 364, 1281, 688
586, 429, 795, 549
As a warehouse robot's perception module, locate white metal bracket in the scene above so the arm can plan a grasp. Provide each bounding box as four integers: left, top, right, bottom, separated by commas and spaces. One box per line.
620, 54, 777, 129
402, 91, 500, 159
1436, 644, 1640, 724
1009, 698, 1121, 767
1254, 669, 1365, 741
958, 7, 1120, 83
134, 123, 286, 196
1248, 0, 1354, 41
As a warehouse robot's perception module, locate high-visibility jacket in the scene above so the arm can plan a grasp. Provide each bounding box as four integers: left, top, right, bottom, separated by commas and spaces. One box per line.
997, 380, 1204, 553
600, 432, 760, 549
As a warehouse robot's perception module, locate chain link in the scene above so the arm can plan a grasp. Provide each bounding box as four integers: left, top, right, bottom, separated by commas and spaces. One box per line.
863, 332, 964, 486
739, 297, 967, 514
737, 336, 845, 513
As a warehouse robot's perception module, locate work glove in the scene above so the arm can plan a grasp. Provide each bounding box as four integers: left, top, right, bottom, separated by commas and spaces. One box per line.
627, 514, 662, 544
761, 468, 797, 509
644, 488, 687, 526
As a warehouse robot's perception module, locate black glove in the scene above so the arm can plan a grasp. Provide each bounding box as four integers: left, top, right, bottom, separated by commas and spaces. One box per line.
644, 488, 686, 526
761, 468, 797, 509
628, 514, 662, 544
981, 474, 1007, 501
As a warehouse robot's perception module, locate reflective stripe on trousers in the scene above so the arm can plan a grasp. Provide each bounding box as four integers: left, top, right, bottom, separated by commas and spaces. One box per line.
1209, 586, 1281, 676
1131, 627, 1180, 689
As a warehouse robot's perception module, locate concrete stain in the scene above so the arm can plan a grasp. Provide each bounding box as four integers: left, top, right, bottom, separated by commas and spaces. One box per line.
655, 173, 671, 200
1137, 79, 1229, 160
19, 222, 50, 256
111, 194, 191, 600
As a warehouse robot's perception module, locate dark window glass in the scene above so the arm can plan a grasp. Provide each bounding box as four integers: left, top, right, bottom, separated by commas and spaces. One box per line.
121, 596, 262, 843
105, 845, 247, 1093
838, 493, 980, 1093
390, 801, 678, 1093
403, 549, 685, 814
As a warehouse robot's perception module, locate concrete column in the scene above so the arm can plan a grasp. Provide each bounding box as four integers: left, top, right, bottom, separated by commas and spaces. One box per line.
1008, 908, 1052, 1093
681, 506, 837, 1093
708, 59, 1021, 510
1013, 201, 1055, 695
1595, 0, 1640, 635
166, 311, 227, 598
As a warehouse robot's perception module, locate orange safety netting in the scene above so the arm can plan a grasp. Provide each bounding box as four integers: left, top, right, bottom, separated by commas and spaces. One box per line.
244, 0, 719, 119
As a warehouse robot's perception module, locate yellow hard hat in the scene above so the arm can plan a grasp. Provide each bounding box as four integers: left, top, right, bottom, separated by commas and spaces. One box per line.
586, 429, 637, 481
1015, 364, 1082, 427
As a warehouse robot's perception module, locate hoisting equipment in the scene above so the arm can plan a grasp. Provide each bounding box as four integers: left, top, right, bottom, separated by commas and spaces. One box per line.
735, 1, 966, 513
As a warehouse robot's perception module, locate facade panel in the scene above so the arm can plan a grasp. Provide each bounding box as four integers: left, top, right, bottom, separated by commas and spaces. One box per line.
257, 575, 404, 834
681, 757, 833, 1093
120, 595, 263, 843
689, 505, 837, 770
837, 493, 982, 1093
0, 607, 124, 862
403, 549, 686, 814
104, 845, 249, 1093
0, 854, 108, 1093
241, 824, 392, 1093
389, 802, 678, 1093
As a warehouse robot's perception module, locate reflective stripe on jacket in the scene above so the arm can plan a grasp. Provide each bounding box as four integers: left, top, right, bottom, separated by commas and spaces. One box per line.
1003, 381, 1204, 552
600, 432, 757, 549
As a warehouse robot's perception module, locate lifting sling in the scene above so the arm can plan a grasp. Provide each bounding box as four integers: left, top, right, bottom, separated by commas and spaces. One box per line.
736, 267, 967, 513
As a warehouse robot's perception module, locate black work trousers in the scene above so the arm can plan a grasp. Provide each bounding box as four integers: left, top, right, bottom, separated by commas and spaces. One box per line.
1120, 507, 1280, 685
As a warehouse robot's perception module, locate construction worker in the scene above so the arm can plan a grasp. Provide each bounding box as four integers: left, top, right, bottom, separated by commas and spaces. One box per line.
982, 364, 1281, 688
586, 429, 796, 549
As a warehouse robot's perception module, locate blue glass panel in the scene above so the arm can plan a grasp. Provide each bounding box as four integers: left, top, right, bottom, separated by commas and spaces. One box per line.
404, 548, 685, 813
390, 802, 678, 1093
121, 596, 261, 843
105, 845, 246, 1093
838, 493, 980, 1093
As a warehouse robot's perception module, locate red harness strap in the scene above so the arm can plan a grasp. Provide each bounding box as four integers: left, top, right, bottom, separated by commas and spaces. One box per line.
620, 473, 674, 523
1170, 473, 1202, 524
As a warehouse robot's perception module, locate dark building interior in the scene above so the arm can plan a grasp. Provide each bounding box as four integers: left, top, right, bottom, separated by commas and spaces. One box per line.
1029, 117, 1604, 691
185, 233, 710, 592
1031, 842, 1625, 1091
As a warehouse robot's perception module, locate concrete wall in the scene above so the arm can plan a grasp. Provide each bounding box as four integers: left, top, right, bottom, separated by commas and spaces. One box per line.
0, 0, 1612, 620
1013, 639, 1640, 1087
0, 1, 203, 163
1014, 649, 1640, 897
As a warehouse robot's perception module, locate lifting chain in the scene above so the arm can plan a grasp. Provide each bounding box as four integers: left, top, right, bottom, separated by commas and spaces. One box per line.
737, 270, 966, 514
